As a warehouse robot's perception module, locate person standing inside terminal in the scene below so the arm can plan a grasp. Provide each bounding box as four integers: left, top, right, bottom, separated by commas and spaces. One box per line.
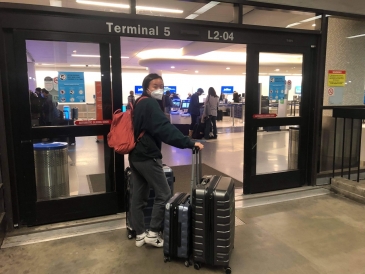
126, 90, 135, 110
129, 73, 204, 248
188, 88, 204, 138
233, 91, 240, 103
203, 87, 219, 139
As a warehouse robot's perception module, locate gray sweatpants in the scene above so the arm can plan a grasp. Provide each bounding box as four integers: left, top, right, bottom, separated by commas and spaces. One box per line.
130, 158, 171, 235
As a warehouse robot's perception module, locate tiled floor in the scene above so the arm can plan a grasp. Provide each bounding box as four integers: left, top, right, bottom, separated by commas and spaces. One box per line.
2, 193, 365, 274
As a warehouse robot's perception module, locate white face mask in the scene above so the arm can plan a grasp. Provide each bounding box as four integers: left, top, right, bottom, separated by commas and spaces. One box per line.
150, 88, 164, 100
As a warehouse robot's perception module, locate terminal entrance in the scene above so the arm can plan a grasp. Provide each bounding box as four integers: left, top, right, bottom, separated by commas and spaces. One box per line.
3, 18, 318, 225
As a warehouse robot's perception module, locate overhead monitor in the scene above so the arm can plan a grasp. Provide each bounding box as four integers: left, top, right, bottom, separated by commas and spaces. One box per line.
135, 85, 143, 95
181, 99, 190, 110
221, 86, 234, 94
164, 86, 177, 94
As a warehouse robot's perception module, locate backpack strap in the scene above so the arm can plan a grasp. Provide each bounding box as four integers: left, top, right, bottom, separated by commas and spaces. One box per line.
133, 96, 148, 142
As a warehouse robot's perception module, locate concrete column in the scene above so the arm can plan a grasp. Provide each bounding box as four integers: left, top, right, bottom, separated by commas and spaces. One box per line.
324, 17, 365, 106
319, 17, 365, 176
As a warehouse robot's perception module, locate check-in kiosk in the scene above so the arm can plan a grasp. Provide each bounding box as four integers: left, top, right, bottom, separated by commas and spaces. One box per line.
170, 99, 191, 135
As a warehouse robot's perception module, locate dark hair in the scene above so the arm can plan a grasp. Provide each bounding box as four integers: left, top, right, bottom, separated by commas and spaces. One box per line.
197, 88, 203, 94
142, 73, 163, 96
208, 87, 218, 98
165, 90, 171, 96
42, 89, 49, 94
35, 87, 42, 92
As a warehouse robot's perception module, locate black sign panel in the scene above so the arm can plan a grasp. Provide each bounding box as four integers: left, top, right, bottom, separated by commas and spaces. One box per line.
0, 10, 318, 46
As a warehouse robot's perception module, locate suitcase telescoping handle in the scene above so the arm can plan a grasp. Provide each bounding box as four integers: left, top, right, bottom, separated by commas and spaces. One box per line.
191, 147, 202, 194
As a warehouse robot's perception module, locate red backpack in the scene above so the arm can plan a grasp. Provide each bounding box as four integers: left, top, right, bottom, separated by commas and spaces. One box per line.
107, 96, 147, 154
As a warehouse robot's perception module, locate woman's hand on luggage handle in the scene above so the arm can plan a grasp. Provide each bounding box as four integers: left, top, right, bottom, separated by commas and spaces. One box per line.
194, 142, 204, 150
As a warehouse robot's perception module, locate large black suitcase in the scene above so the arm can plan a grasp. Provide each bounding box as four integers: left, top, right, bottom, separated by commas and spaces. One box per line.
192, 116, 205, 139
125, 165, 174, 239
192, 174, 235, 274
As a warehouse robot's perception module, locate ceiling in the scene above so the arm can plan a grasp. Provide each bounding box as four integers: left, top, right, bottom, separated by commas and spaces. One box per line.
21, 0, 310, 75
28, 37, 303, 75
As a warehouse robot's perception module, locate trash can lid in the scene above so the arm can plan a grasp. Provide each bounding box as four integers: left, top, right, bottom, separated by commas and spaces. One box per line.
33, 142, 68, 150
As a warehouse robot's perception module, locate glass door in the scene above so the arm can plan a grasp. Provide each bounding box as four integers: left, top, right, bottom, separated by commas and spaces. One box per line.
11, 30, 123, 225
244, 44, 313, 194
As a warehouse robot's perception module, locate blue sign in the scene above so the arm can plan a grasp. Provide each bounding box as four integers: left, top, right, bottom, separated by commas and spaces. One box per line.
58, 72, 85, 103
135, 86, 143, 95
165, 86, 177, 94
221, 86, 234, 94
295, 86, 302, 94
269, 76, 285, 100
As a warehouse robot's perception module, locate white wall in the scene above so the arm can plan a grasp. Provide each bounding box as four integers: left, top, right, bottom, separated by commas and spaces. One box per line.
36, 70, 302, 104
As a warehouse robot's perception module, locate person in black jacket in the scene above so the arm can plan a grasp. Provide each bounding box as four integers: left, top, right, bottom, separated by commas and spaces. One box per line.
188, 88, 204, 138
129, 73, 204, 248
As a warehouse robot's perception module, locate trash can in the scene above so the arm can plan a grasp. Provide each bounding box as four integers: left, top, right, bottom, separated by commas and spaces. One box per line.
288, 126, 299, 170
33, 142, 70, 200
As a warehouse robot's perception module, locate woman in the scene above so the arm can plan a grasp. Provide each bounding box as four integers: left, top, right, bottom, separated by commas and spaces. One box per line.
203, 87, 219, 139
129, 73, 204, 248
163, 90, 173, 114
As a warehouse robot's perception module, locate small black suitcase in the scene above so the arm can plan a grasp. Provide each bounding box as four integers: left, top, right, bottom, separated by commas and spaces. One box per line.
163, 148, 202, 267
192, 174, 235, 274
125, 165, 174, 239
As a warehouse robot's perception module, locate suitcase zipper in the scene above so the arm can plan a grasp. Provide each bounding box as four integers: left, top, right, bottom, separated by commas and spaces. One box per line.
206, 177, 219, 265
171, 193, 188, 258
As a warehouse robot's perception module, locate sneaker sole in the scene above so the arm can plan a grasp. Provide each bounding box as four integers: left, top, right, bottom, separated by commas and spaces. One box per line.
145, 237, 163, 247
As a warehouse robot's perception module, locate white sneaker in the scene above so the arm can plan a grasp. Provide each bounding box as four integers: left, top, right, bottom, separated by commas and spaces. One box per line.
145, 231, 164, 247
136, 232, 146, 247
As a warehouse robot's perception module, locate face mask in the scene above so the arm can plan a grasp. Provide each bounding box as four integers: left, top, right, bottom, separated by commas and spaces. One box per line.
150, 88, 164, 100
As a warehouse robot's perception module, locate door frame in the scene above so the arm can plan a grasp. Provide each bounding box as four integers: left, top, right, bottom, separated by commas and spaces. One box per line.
244, 44, 315, 194
7, 30, 124, 226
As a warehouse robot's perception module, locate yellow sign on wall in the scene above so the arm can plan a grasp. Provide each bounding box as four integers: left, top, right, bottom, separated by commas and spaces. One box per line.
328, 70, 346, 87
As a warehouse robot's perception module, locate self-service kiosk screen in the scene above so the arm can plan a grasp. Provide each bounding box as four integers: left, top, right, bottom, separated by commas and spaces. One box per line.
181, 100, 190, 109
172, 99, 181, 108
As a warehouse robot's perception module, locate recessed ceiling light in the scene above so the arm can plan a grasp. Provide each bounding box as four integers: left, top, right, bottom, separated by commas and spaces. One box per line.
72, 54, 129, 59
183, 70, 188, 72
73, 50, 77, 53
76, 0, 183, 13
226, 67, 230, 70
275, 69, 280, 71
145, 68, 148, 70
312, 24, 316, 27
195, 70, 199, 73
171, 66, 175, 69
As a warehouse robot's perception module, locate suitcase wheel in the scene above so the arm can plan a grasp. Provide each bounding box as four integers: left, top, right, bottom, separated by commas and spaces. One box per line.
194, 263, 201, 270
184, 260, 190, 267
225, 267, 232, 274
127, 228, 135, 240
163, 257, 171, 263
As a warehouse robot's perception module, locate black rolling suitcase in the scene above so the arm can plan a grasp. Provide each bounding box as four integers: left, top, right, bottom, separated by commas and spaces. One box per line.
125, 165, 174, 239
192, 169, 235, 273
163, 148, 202, 267
192, 116, 205, 139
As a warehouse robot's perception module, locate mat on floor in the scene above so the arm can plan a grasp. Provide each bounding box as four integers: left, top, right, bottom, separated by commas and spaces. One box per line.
170, 164, 243, 193
87, 164, 243, 194
87, 173, 106, 193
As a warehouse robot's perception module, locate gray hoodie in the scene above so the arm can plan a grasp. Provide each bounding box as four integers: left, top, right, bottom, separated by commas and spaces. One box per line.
204, 95, 219, 117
